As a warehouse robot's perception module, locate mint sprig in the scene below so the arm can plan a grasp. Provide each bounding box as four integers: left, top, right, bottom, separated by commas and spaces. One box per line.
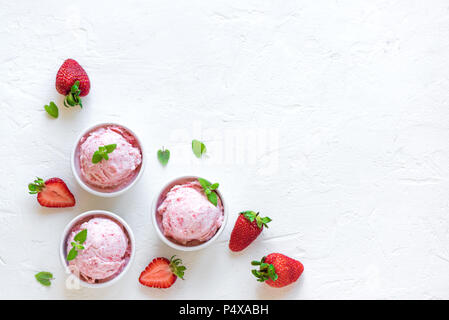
192, 140, 206, 158
92, 144, 117, 164
64, 80, 83, 108
198, 178, 219, 206
28, 177, 45, 194
67, 229, 87, 261
44, 101, 59, 118
157, 147, 170, 166
35, 271, 54, 286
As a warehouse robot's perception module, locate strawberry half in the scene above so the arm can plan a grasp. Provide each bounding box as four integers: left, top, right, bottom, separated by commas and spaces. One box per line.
28, 177, 75, 208
251, 253, 304, 288
55, 59, 90, 108
229, 211, 271, 252
139, 256, 186, 289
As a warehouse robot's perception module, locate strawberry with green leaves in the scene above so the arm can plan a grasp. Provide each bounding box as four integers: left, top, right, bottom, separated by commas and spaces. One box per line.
56, 59, 90, 108
251, 253, 304, 288
28, 177, 75, 208
139, 256, 186, 289
229, 211, 271, 252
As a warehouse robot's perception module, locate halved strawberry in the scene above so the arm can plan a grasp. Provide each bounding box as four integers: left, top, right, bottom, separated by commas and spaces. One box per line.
28, 177, 75, 208
139, 256, 186, 289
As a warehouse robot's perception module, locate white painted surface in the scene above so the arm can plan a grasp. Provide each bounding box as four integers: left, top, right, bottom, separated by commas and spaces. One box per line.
1, 0, 449, 299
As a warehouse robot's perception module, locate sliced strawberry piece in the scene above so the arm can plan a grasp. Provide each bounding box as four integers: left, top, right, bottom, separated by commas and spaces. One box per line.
139, 256, 186, 289
30, 177, 75, 208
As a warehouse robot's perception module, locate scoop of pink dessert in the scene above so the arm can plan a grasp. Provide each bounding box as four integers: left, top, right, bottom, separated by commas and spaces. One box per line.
67, 217, 130, 283
157, 181, 224, 245
78, 126, 142, 189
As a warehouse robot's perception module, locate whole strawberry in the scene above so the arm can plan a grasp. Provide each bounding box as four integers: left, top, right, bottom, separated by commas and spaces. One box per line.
229, 211, 271, 252
56, 59, 90, 108
251, 253, 304, 288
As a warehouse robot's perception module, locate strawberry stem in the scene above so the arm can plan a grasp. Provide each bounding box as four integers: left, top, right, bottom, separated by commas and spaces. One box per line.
169, 255, 186, 280
251, 256, 278, 283
64, 81, 83, 108
28, 177, 45, 194
241, 211, 272, 229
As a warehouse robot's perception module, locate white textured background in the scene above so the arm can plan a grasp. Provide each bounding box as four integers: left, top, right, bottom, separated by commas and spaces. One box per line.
1, 0, 449, 299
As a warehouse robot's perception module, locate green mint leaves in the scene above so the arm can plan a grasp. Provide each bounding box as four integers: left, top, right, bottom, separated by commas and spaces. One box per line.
157, 147, 170, 166
74, 229, 87, 243
241, 211, 272, 229
67, 229, 87, 261
92, 144, 117, 164
192, 140, 206, 158
198, 178, 219, 206
35, 271, 54, 286
64, 81, 83, 108
169, 255, 186, 280
28, 177, 45, 194
251, 257, 278, 282
44, 101, 59, 118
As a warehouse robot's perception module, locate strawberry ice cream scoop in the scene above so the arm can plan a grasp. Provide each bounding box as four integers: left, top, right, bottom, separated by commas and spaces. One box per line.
67, 217, 130, 283
157, 181, 224, 245
78, 125, 142, 189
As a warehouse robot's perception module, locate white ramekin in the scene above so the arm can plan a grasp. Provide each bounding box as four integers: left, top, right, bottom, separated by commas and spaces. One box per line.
71, 122, 145, 197
59, 210, 136, 288
151, 176, 228, 252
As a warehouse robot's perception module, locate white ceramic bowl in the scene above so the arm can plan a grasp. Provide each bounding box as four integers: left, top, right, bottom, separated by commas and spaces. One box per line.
59, 210, 136, 288
71, 122, 145, 197
151, 176, 228, 252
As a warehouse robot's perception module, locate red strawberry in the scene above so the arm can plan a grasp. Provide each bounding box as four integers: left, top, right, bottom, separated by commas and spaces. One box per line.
229, 211, 271, 252
139, 256, 186, 289
251, 253, 304, 288
55, 59, 90, 108
28, 177, 75, 208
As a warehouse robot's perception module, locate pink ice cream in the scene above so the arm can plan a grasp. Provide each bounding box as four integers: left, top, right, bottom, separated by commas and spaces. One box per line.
77, 125, 142, 190
66, 216, 131, 283
157, 181, 224, 245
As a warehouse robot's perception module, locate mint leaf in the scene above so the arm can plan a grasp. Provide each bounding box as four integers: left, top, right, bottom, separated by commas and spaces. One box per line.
197, 178, 219, 206
105, 144, 117, 153
207, 192, 218, 207
192, 140, 206, 158
74, 229, 87, 244
197, 178, 211, 189
92, 144, 116, 164
210, 183, 219, 190
92, 152, 103, 164
67, 247, 78, 261
44, 102, 59, 118
157, 148, 170, 166
35, 271, 53, 286
67, 229, 87, 261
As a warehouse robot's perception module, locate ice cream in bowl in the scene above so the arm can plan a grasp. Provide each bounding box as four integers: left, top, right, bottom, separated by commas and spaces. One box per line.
71, 122, 145, 197
151, 176, 227, 251
60, 210, 135, 288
